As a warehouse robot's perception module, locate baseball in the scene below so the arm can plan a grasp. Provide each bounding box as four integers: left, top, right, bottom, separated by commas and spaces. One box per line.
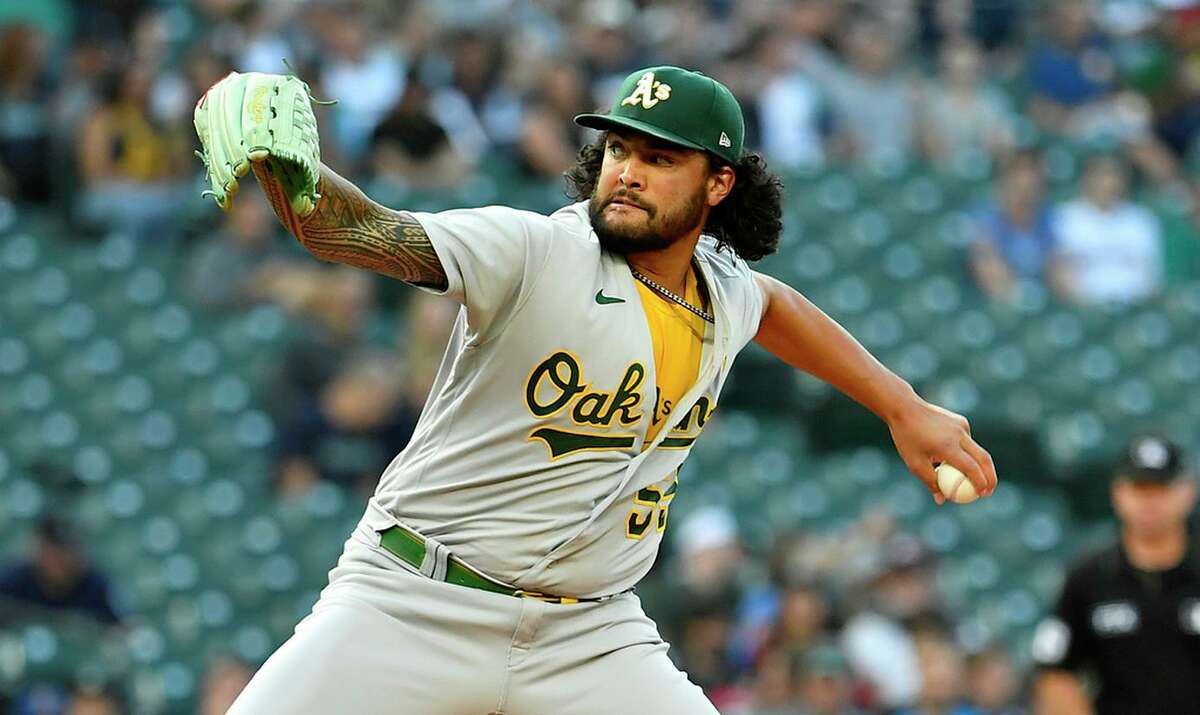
936, 463, 979, 504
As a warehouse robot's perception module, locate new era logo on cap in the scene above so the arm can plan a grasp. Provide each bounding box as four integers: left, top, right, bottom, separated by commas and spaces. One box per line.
718, 132, 731, 148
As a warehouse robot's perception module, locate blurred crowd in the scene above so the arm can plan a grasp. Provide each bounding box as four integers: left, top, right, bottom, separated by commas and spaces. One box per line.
2, 0, 1200, 712
641, 506, 1029, 715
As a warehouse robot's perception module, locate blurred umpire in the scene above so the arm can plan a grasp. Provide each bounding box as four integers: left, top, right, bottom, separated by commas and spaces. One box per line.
1032, 434, 1200, 715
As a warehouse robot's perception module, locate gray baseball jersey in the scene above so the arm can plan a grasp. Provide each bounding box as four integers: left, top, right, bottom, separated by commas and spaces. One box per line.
372, 201, 764, 598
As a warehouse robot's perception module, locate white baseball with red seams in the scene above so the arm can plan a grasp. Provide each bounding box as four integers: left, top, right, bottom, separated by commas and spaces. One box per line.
937, 463, 979, 504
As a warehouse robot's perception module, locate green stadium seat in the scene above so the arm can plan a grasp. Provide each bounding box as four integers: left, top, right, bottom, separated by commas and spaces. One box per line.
1019, 508, 1065, 553
926, 375, 981, 415
969, 342, 1029, 394
1, 233, 41, 272
920, 511, 964, 554
887, 342, 941, 385
963, 551, 1002, 592
1164, 281, 1200, 328
996, 585, 1041, 632
230, 622, 274, 663
856, 309, 904, 351
824, 274, 874, 317
859, 476, 931, 525
1148, 344, 1200, 396
788, 242, 837, 286
40, 410, 81, 451
1038, 408, 1104, 470
5, 476, 45, 522
770, 478, 830, 528
158, 660, 200, 705
95, 233, 138, 272
1095, 377, 1158, 422
847, 153, 910, 199
880, 243, 924, 283
935, 556, 972, 611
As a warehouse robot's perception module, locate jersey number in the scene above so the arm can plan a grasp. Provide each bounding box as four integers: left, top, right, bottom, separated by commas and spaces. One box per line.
625, 476, 678, 540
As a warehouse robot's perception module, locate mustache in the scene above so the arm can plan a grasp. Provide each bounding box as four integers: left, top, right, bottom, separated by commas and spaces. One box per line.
604, 192, 653, 214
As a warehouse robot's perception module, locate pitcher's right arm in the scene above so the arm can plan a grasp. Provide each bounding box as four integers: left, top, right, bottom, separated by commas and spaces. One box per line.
254, 160, 447, 290
193, 71, 446, 290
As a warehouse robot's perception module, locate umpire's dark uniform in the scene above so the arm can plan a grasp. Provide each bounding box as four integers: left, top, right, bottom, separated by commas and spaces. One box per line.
1032, 436, 1200, 715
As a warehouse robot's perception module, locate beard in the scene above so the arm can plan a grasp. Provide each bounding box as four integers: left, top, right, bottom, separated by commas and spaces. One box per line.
589, 185, 707, 255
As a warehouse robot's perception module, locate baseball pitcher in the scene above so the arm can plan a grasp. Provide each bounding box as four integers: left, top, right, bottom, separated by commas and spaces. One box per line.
193, 65, 998, 714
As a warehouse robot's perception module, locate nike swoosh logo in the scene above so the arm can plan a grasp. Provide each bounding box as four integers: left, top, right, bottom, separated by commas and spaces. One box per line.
595, 289, 625, 305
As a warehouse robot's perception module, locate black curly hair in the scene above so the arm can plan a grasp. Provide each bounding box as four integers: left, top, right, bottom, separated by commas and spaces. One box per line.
564, 134, 784, 262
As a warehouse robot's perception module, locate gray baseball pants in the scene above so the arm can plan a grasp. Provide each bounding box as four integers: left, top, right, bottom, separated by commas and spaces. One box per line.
227, 511, 717, 714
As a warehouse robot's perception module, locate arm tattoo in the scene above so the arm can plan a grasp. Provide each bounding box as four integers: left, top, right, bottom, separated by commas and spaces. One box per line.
252, 161, 448, 290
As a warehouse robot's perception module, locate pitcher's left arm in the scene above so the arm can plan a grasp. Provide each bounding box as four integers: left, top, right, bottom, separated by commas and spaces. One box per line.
751, 272, 997, 502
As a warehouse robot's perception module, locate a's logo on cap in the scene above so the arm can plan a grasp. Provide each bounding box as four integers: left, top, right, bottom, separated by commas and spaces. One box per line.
621, 71, 672, 110
718, 132, 731, 148
1133, 437, 1169, 469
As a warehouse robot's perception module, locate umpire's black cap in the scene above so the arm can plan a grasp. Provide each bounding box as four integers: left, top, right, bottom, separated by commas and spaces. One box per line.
1115, 433, 1186, 483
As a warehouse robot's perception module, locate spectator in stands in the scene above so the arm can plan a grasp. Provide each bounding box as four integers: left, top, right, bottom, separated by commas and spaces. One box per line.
729, 530, 811, 674
1027, 1, 1179, 183
273, 351, 419, 497
76, 63, 191, 241
869, 534, 947, 631
72, 0, 149, 50
313, 3, 405, 167
966, 646, 1027, 715
1047, 154, 1163, 305
674, 506, 745, 601
0, 24, 54, 204
675, 593, 742, 707
9, 683, 71, 715
793, 643, 864, 715
516, 64, 591, 179
756, 29, 827, 170
968, 152, 1056, 303
0, 514, 123, 626
234, 3, 297, 75
66, 686, 124, 715
840, 534, 938, 711
766, 579, 831, 658
799, 14, 919, 165
186, 182, 291, 312
197, 656, 254, 715
370, 71, 470, 190
1151, 7, 1200, 162
664, 507, 746, 704
143, 42, 231, 139
1027, 1, 1116, 133
915, 0, 1023, 54
732, 647, 799, 715
919, 37, 1016, 167
896, 637, 983, 715
427, 31, 523, 164
263, 266, 376, 419
575, 1, 652, 106
397, 291, 459, 405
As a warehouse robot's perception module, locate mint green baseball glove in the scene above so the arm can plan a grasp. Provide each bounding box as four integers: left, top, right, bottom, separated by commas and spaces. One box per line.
193, 70, 327, 216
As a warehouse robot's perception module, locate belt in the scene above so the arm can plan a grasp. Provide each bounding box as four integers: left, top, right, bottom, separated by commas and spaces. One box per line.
379, 525, 599, 605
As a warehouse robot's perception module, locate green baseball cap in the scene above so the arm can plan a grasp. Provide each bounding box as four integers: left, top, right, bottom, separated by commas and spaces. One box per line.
575, 65, 744, 165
